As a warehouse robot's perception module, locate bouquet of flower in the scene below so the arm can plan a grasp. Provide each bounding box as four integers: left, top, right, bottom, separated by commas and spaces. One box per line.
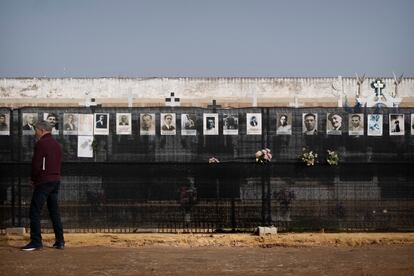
301, 148, 318, 166
326, 150, 339, 166
208, 157, 220, 163
255, 148, 272, 164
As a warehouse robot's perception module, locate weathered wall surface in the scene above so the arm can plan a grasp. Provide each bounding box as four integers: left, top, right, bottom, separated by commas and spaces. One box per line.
1, 77, 413, 107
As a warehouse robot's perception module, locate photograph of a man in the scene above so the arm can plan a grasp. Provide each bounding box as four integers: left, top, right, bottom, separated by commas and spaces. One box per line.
276, 113, 292, 135
327, 112, 342, 135
116, 113, 132, 135
348, 114, 364, 136
22, 113, 38, 134
223, 114, 238, 135
95, 114, 107, 129
161, 113, 176, 135
63, 113, 78, 135
181, 114, 196, 136
118, 114, 129, 126
44, 112, 59, 134
412, 114, 414, 135
140, 113, 155, 135
78, 114, 94, 136
389, 114, 404, 136
246, 113, 262, 135
0, 113, 10, 134
94, 113, 109, 135
303, 113, 318, 135
203, 113, 218, 135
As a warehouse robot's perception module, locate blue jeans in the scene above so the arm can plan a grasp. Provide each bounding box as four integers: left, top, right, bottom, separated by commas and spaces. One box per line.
29, 181, 64, 246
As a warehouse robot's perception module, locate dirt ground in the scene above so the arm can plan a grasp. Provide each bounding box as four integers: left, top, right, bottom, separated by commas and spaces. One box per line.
1, 233, 414, 275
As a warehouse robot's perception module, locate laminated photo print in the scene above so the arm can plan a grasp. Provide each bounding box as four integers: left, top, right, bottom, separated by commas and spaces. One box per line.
116, 113, 132, 135
367, 114, 383, 136
63, 113, 79, 135
22, 113, 38, 135
181, 114, 197, 136
140, 113, 156, 135
223, 114, 238, 135
77, 135, 93, 158
348, 114, 364, 136
160, 113, 176, 135
412, 114, 414, 135
246, 113, 262, 135
302, 113, 318, 135
389, 114, 404, 136
326, 112, 343, 135
276, 112, 292, 135
203, 113, 218, 135
78, 114, 94, 136
43, 112, 59, 135
94, 113, 109, 135
0, 112, 10, 135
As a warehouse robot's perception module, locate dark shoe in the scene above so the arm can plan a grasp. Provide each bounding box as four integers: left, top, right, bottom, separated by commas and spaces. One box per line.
21, 243, 43, 251
52, 242, 65, 249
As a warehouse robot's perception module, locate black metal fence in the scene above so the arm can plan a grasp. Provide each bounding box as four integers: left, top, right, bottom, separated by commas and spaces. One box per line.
1, 106, 413, 232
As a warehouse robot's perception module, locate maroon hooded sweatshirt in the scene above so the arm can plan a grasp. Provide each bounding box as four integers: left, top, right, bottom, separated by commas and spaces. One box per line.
31, 133, 62, 186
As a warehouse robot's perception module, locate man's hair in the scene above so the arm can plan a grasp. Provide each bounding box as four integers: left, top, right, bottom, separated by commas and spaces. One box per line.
142, 113, 152, 119
47, 112, 58, 119
351, 114, 361, 120
328, 113, 341, 122
304, 113, 315, 119
164, 114, 172, 119
0, 113, 5, 119
35, 120, 52, 132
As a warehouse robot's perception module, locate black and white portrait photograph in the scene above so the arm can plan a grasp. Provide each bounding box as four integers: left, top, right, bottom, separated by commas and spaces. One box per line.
302, 113, 318, 135
161, 113, 176, 135
63, 113, 78, 135
77, 135, 93, 158
140, 113, 156, 135
181, 114, 196, 136
22, 113, 38, 135
348, 114, 364, 136
43, 112, 59, 135
78, 114, 94, 136
203, 113, 218, 135
367, 114, 383, 136
223, 114, 238, 135
94, 113, 109, 135
326, 112, 342, 135
389, 114, 404, 136
246, 113, 262, 135
276, 113, 292, 135
0, 112, 10, 135
116, 113, 132, 135
412, 114, 414, 135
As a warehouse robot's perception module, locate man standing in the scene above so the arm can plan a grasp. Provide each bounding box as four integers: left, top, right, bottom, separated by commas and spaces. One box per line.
21, 120, 65, 251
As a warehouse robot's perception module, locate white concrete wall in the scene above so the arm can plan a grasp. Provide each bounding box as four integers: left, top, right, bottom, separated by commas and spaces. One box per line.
1, 77, 413, 106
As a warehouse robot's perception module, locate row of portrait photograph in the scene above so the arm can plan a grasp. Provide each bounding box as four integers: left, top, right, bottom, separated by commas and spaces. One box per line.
0, 112, 414, 136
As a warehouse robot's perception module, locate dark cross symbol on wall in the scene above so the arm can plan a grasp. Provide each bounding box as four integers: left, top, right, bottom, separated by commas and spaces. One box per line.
165, 92, 180, 107
207, 99, 221, 112
371, 79, 385, 97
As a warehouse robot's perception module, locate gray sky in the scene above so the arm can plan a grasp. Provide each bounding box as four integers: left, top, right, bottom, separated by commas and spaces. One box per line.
0, 0, 413, 77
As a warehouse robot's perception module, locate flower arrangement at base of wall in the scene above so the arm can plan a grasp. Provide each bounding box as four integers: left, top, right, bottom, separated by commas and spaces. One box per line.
255, 148, 272, 164
326, 150, 339, 166
208, 157, 220, 163
301, 148, 318, 166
